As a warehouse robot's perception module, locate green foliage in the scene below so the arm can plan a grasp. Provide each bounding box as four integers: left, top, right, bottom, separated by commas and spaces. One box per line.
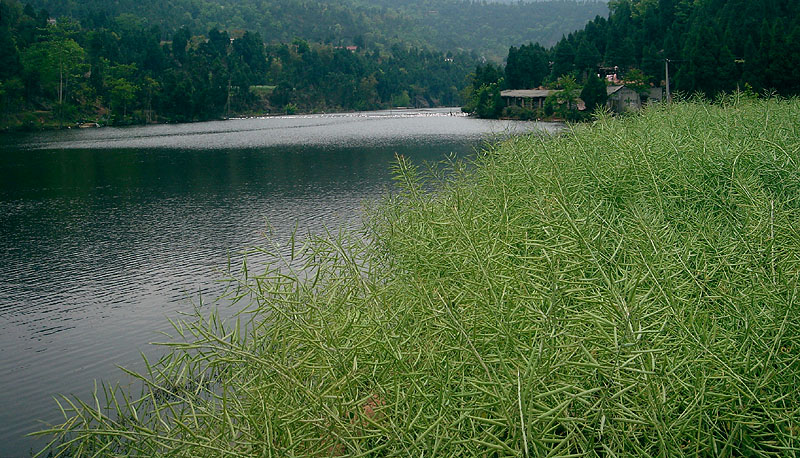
463, 63, 504, 117
37, 97, 800, 457
505, 42, 549, 89
472, 62, 504, 89
550, 38, 576, 80
108, 77, 138, 118
623, 68, 651, 95
546, 74, 582, 120
0, 23, 22, 80
25, 0, 609, 60
501, 104, 540, 120
580, 72, 608, 112
574, 37, 601, 72
473, 82, 503, 119
0, 0, 481, 126
543, 0, 800, 96
0, 77, 24, 113
21, 36, 87, 104
265, 43, 472, 112
390, 90, 410, 108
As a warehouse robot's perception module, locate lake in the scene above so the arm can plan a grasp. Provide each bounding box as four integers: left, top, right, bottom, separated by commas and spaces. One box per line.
0, 108, 559, 456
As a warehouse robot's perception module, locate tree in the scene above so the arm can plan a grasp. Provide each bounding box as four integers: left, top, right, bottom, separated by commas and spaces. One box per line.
21, 35, 87, 107
0, 77, 24, 114
681, 22, 719, 95
717, 44, 738, 92
623, 68, 651, 97
108, 77, 138, 119
172, 27, 190, 64
474, 82, 503, 118
473, 63, 503, 88
788, 24, 800, 93
764, 18, 792, 94
605, 36, 636, 69
106, 62, 138, 120
547, 75, 581, 120
741, 36, 763, 91
580, 72, 608, 113
574, 38, 601, 74
0, 25, 21, 80
505, 43, 549, 89
551, 39, 575, 79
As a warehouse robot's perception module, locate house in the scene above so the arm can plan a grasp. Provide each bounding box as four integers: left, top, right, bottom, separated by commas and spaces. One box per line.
500, 89, 553, 110
502, 84, 664, 116
646, 87, 664, 104
606, 85, 641, 113
606, 85, 664, 113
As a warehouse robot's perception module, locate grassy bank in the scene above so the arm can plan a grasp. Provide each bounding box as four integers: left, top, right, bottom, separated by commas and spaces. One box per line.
39, 96, 800, 456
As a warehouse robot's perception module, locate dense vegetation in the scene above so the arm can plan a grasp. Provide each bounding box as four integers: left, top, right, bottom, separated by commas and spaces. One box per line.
0, 0, 475, 128
544, 0, 800, 95
465, 0, 800, 118
39, 96, 800, 456
25, 0, 609, 60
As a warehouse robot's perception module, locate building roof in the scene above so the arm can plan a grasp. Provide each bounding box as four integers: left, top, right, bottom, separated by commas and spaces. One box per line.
607, 85, 625, 95
500, 89, 553, 98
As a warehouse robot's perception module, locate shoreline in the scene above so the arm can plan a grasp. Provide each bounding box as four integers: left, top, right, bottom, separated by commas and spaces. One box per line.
1, 106, 473, 134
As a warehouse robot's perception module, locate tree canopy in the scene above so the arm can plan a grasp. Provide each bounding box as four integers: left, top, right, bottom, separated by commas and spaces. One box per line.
0, 0, 479, 128
25, 0, 609, 61
546, 0, 800, 96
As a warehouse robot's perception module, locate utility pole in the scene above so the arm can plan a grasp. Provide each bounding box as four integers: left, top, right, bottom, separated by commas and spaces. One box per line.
58, 54, 64, 128
226, 76, 231, 119
665, 58, 671, 104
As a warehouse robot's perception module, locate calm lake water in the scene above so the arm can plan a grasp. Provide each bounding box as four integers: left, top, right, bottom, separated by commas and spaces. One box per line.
0, 108, 559, 456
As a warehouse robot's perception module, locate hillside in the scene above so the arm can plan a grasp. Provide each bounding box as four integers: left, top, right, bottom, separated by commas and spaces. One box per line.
0, 0, 478, 129
543, 0, 800, 95
461, 0, 800, 119
26, 0, 609, 60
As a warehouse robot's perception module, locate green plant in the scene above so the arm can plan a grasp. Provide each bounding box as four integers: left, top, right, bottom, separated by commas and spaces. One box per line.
37, 97, 800, 457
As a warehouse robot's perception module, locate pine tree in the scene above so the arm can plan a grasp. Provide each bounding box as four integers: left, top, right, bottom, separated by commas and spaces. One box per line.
0, 25, 21, 80
681, 22, 719, 95
717, 44, 738, 93
765, 18, 792, 94
741, 36, 762, 92
551, 39, 575, 79
574, 38, 601, 74
580, 72, 607, 112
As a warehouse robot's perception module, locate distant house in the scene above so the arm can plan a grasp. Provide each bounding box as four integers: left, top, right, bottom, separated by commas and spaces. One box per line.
646, 87, 664, 104
606, 85, 664, 113
501, 88, 586, 113
606, 85, 641, 113
500, 89, 553, 110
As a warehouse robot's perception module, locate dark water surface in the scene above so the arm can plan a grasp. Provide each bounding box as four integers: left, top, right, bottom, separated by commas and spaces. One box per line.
0, 108, 558, 456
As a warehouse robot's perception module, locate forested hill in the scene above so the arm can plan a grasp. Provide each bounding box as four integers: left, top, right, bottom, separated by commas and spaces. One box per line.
539, 0, 800, 95
0, 0, 480, 129
462, 0, 799, 120
25, 0, 609, 60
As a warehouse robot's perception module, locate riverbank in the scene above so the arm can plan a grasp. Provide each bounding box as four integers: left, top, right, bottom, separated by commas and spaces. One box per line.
39, 95, 800, 456
0, 106, 469, 133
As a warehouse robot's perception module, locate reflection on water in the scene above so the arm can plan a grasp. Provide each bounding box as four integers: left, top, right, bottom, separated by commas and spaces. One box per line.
0, 108, 558, 455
